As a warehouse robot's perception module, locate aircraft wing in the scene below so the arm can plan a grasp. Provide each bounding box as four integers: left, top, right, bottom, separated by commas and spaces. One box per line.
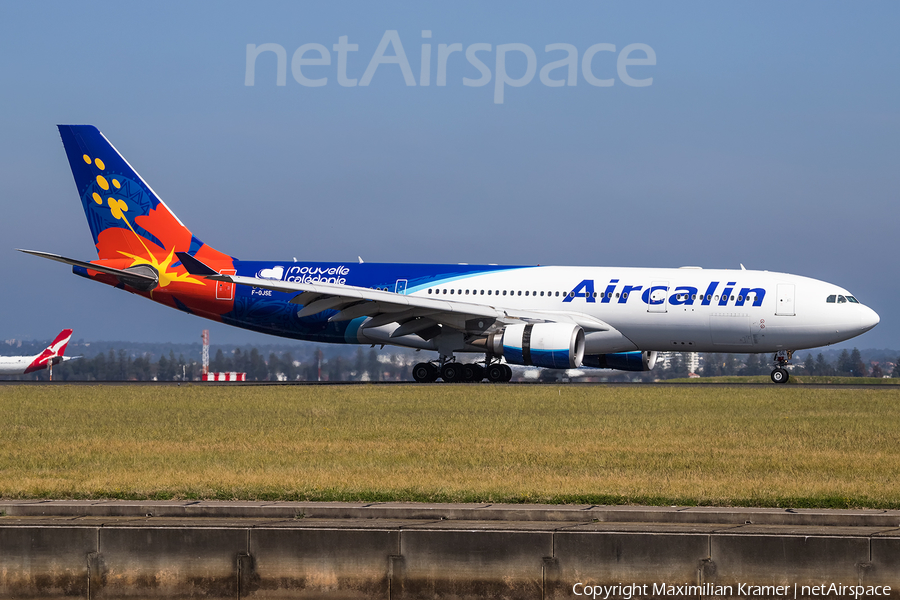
176, 252, 610, 335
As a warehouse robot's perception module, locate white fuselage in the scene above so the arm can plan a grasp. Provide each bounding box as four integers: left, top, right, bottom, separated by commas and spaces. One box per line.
0, 354, 43, 376
363, 266, 879, 355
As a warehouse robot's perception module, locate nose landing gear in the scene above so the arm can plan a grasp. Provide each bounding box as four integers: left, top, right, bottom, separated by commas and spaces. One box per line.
770, 350, 793, 384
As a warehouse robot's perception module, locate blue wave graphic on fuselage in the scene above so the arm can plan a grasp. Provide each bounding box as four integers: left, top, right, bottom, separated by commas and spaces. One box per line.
220, 261, 526, 343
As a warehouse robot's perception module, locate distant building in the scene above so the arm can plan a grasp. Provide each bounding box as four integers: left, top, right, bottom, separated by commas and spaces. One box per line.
657, 352, 700, 374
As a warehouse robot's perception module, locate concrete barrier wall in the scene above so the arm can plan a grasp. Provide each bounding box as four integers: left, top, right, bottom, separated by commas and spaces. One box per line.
1, 503, 899, 599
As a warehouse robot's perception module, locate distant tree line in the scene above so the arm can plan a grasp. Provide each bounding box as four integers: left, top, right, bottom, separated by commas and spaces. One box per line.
18, 347, 414, 382
657, 347, 893, 380
6, 344, 897, 382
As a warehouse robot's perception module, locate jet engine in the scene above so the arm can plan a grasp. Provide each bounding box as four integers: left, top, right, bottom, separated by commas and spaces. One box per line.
582, 351, 658, 372
488, 323, 585, 369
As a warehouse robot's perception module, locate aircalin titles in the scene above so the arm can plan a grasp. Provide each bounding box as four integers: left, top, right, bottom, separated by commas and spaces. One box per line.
564, 279, 766, 307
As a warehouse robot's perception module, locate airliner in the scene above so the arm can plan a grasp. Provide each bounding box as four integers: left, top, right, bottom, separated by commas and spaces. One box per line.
20, 126, 879, 383
0, 329, 75, 377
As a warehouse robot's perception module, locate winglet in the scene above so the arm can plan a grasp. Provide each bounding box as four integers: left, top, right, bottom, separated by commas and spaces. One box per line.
175, 252, 222, 277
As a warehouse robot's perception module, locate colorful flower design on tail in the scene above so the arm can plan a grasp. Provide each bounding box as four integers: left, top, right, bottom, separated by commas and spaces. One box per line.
83, 153, 204, 293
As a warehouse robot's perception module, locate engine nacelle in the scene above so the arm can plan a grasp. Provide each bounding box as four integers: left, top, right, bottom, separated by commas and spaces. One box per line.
500, 323, 585, 369
582, 351, 658, 372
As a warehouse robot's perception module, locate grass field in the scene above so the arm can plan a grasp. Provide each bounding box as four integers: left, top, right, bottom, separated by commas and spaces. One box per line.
1, 384, 899, 508
668, 375, 900, 385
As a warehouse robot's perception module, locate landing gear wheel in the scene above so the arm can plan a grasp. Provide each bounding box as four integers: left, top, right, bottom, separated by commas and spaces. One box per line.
501, 364, 513, 382
771, 367, 789, 384
486, 364, 506, 382
463, 364, 484, 382
412, 362, 437, 383
441, 362, 465, 383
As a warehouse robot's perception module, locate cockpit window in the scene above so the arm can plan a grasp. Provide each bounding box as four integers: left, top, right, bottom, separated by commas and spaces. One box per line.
827, 294, 859, 304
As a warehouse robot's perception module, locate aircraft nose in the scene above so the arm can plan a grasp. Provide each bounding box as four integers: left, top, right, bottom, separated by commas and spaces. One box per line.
860, 305, 880, 332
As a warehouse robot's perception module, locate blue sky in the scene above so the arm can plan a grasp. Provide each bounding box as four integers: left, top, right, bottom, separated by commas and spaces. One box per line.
1, 2, 897, 349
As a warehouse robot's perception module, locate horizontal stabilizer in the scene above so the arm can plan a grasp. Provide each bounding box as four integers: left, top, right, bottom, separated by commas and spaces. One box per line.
19, 249, 159, 289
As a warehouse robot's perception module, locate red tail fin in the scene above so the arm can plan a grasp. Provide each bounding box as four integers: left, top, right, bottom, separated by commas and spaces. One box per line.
24, 329, 73, 374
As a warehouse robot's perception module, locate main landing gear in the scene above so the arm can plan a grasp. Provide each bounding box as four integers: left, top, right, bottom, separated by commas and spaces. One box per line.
770, 350, 793, 384
412, 356, 512, 383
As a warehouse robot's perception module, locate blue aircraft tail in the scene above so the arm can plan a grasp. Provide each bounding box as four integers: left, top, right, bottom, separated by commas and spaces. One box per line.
57, 124, 212, 261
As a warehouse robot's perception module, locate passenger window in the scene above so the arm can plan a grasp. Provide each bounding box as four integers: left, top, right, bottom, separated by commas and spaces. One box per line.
826, 295, 836, 303
487, 290, 491, 295
518, 291, 522, 296
525, 291, 529, 296
838, 295, 847, 303
428, 289, 432, 294
502, 291, 507, 296
450, 289, 454, 294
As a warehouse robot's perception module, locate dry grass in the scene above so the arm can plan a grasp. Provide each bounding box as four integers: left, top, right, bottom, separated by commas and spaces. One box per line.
1, 384, 899, 507
669, 375, 900, 385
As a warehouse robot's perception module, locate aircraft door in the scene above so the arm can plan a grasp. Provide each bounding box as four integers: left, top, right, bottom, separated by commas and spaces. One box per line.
216, 270, 236, 300
395, 279, 408, 295
775, 284, 795, 316
647, 281, 668, 313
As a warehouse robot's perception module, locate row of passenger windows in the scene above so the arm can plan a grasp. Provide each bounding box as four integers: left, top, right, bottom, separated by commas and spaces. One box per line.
428, 288, 569, 297
675, 294, 756, 302
425, 289, 756, 302
826, 295, 859, 304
